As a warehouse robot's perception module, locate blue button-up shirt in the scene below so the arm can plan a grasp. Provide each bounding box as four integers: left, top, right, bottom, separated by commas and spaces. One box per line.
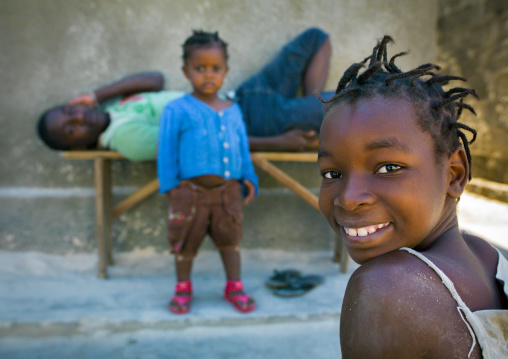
157, 94, 259, 194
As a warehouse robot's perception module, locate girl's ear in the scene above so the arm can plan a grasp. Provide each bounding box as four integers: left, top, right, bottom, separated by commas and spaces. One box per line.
447, 147, 469, 199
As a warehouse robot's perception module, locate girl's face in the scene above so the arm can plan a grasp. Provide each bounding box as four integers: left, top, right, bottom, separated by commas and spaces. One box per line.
182, 46, 228, 99
318, 96, 456, 264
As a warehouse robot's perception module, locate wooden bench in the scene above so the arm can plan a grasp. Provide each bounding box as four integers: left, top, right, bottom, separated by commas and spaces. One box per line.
61, 151, 349, 278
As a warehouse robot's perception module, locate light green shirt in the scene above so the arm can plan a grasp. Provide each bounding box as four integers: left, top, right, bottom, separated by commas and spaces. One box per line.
100, 91, 185, 161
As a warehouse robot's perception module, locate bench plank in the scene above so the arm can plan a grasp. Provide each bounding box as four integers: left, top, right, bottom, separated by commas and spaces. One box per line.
62, 151, 125, 160
252, 152, 318, 162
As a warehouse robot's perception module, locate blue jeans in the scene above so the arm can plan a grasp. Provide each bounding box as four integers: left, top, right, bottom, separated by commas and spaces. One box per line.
236, 27, 333, 136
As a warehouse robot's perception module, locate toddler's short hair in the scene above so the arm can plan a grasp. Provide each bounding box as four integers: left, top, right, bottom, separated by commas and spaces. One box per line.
182, 30, 229, 63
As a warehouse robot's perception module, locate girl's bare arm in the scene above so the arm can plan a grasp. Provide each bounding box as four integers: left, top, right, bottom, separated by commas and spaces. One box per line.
340, 252, 481, 359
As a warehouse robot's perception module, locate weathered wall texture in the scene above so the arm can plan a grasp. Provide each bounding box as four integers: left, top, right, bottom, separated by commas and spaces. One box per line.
0, 0, 438, 253
437, 0, 508, 183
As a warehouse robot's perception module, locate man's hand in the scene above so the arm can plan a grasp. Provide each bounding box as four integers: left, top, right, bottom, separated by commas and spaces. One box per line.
68, 93, 97, 107
249, 128, 319, 152
243, 180, 256, 205
277, 129, 318, 151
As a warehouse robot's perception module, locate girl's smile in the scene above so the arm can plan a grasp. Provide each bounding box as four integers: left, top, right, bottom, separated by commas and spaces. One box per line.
318, 96, 458, 264
342, 221, 390, 237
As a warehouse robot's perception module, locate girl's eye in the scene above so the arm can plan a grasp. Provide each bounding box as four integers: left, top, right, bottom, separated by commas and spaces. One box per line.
213, 66, 221, 72
377, 164, 401, 174
322, 171, 341, 179
196, 66, 204, 72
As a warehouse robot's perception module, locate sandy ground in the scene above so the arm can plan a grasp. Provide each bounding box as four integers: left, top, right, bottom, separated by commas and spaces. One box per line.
457, 192, 508, 251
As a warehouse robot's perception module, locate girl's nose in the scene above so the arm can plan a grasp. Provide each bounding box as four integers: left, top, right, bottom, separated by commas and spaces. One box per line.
333, 176, 375, 211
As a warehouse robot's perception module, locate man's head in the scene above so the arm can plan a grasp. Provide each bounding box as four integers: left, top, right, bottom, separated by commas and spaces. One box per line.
37, 104, 110, 150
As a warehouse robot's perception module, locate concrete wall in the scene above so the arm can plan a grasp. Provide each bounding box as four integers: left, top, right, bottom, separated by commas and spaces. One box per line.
0, 0, 438, 253
437, 0, 508, 183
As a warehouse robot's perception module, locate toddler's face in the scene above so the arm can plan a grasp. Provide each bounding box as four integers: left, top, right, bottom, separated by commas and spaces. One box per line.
182, 46, 228, 98
318, 96, 452, 264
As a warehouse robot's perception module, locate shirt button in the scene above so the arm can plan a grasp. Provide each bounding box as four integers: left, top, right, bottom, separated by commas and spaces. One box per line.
223, 142, 229, 149
221, 125, 226, 131
223, 157, 229, 163
224, 170, 231, 178
218, 111, 224, 117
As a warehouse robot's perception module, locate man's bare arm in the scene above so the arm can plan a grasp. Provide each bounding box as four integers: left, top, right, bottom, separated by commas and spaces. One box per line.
70, 71, 165, 106
93, 71, 164, 103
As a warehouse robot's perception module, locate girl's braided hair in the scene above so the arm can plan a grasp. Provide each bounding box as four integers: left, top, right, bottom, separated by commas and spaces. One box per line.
182, 30, 228, 63
319, 35, 478, 179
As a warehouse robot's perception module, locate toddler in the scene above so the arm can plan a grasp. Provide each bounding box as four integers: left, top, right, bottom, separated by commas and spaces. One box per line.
157, 30, 258, 314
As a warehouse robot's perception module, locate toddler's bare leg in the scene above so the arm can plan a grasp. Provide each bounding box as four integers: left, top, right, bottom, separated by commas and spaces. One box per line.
168, 257, 194, 313
219, 249, 241, 281
220, 249, 256, 311
175, 256, 193, 282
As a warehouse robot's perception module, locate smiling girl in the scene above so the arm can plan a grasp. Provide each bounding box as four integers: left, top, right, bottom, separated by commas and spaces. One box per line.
317, 36, 507, 358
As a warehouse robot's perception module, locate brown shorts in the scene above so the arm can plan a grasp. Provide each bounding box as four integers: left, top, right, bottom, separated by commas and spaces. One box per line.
166, 179, 244, 259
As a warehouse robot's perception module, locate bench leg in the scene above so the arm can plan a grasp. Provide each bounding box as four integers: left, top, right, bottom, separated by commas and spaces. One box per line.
251, 154, 320, 210
112, 178, 160, 218
251, 154, 350, 272
104, 162, 114, 266
94, 158, 113, 278
333, 234, 350, 274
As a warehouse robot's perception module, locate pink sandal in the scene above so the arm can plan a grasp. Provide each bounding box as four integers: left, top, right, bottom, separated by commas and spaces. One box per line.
224, 280, 256, 313
169, 281, 192, 314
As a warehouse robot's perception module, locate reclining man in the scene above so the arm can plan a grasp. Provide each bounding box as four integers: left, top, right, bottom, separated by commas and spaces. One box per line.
37, 28, 332, 160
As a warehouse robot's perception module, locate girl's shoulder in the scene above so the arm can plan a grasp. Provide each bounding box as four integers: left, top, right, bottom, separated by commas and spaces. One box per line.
349, 237, 501, 308
347, 249, 446, 295
344, 249, 455, 320
341, 250, 483, 357
163, 93, 191, 110
462, 231, 499, 263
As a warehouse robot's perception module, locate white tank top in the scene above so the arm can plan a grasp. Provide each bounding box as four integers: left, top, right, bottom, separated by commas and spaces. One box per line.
399, 247, 508, 358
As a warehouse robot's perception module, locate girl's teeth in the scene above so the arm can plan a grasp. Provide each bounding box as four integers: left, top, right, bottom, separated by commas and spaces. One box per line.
357, 228, 368, 237
345, 223, 389, 237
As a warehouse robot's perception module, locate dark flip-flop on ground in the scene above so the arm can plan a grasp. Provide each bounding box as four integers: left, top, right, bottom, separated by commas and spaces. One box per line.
265, 269, 302, 289
272, 274, 324, 297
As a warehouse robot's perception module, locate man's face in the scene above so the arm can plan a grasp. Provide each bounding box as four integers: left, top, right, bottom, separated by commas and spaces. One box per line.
45, 104, 109, 149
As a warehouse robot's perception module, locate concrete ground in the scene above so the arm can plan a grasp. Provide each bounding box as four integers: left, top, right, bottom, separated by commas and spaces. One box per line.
0, 249, 353, 359
0, 192, 507, 359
